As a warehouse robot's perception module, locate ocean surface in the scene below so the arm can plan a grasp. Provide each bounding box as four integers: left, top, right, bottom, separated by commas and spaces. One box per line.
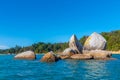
0, 54, 120, 80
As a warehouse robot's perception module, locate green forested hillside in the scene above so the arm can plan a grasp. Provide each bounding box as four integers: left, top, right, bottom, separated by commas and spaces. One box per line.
101, 30, 120, 51
0, 42, 68, 54
0, 30, 120, 54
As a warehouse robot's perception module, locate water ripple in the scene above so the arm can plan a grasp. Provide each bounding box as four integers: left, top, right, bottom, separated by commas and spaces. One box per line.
0, 54, 120, 80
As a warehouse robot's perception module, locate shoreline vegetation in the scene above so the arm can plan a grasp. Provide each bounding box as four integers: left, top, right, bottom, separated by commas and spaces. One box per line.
0, 30, 120, 54
0, 50, 120, 55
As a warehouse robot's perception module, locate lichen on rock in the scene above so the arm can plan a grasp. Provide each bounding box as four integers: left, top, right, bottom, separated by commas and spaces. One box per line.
84, 32, 106, 50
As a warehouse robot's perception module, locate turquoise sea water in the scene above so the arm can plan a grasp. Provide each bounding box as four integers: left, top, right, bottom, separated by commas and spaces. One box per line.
0, 54, 120, 80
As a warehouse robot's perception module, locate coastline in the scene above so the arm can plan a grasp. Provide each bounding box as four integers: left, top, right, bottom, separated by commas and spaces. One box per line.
110, 51, 120, 54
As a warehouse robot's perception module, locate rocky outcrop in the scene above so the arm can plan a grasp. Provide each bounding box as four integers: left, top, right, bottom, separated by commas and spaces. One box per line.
69, 34, 83, 53
14, 51, 36, 60
70, 50, 112, 60
83, 32, 112, 60
71, 53, 93, 60
60, 48, 75, 59
60, 34, 113, 60
40, 33, 113, 62
60, 34, 83, 59
89, 50, 112, 59
84, 32, 106, 50
40, 51, 60, 62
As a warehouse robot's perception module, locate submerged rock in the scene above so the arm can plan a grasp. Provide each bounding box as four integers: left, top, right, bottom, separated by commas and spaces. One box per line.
69, 34, 83, 54
40, 51, 60, 62
84, 32, 106, 50
14, 51, 36, 60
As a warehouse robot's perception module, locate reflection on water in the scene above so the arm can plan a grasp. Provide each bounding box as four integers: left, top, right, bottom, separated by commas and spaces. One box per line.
62, 60, 109, 80
60, 59, 120, 80
84, 60, 108, 80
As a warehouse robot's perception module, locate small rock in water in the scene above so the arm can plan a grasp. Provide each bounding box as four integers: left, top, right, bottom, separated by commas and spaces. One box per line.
14, 51, 36, 60
40, 51, 60, 62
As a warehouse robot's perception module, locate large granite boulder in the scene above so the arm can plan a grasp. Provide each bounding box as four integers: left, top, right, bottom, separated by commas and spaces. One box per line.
84, 32, 106, 50
40, 51, 59, 62
69, 34, 83, 54
60, 48, 75, 59
14, 51, 36, 60
71, 54, 93, 60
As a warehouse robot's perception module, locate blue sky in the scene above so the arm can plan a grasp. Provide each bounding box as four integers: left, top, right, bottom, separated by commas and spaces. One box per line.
0, 0, 120, 49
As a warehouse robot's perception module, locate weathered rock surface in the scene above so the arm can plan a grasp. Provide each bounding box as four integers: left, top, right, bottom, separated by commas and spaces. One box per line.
84, 32, 106, 50
60, 48, 75, 59
69, 34, 83, 53
40, 51, 60, 62
14, 51, 36, 60
70, 50, 112, 60
71, 53, 93, 60
61, 34, 112, 60
89, 50, 112, 59
82, 50, 112, 59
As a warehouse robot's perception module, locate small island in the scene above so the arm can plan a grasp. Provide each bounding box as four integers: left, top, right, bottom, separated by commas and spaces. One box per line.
14, 32, 116, 62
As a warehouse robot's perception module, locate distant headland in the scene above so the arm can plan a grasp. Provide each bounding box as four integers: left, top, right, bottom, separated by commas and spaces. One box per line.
14, 32, 114, 62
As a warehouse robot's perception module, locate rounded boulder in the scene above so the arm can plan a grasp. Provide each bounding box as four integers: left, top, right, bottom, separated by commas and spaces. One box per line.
40, 51, 59, 62
84, 32, 106, 50
14, 51, 36, 60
